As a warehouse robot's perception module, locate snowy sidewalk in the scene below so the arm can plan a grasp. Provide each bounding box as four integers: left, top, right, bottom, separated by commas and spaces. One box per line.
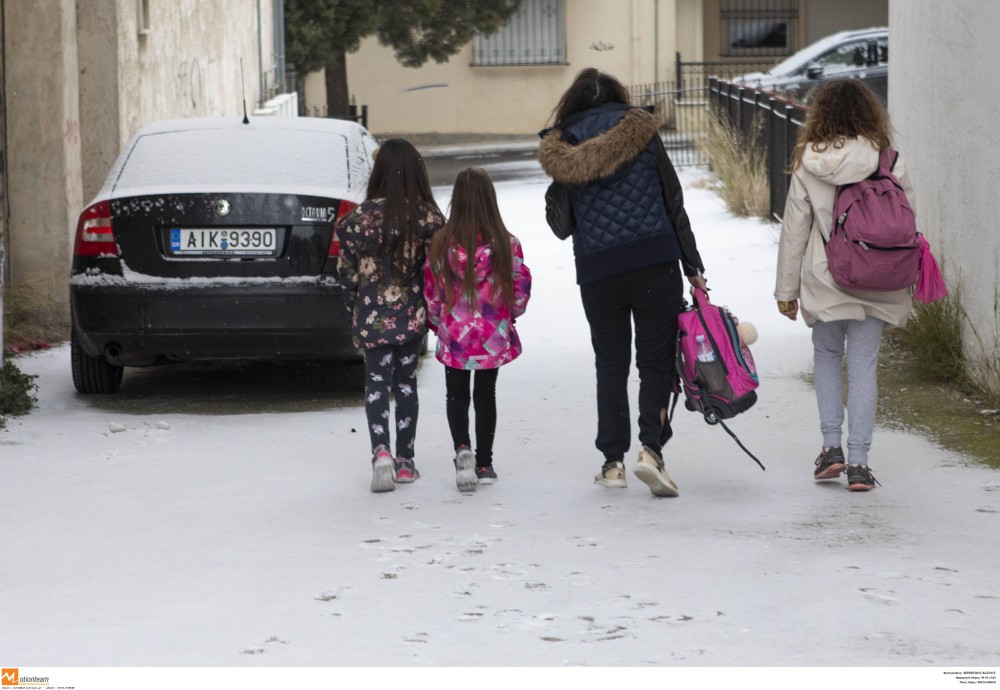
1, 171, 999, 669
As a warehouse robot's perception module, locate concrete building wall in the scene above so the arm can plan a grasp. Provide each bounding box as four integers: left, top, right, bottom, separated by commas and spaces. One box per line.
338, 0, 683, 135
889, 0, 1000, 393
4, 0, 277, 335
4, 0, 84, 331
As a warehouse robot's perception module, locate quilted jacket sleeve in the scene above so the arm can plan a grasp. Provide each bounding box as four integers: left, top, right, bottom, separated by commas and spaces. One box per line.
654, 137, 705, 276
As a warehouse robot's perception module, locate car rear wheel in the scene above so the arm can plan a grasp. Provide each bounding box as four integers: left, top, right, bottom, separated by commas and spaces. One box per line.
71, 336, 124, 394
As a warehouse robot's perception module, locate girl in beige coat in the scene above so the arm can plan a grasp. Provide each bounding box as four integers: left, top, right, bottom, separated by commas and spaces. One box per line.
775, 80, 914, 491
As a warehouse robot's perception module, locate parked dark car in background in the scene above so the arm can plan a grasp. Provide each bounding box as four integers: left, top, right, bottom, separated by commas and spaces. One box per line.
70, 117, 378, 394
734, 27, 888, 105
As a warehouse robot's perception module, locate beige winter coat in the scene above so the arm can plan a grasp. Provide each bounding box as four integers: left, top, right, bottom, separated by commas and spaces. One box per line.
774, 136, 915, 327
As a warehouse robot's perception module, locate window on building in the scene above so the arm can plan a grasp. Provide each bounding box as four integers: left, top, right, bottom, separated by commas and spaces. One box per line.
473, 0, 566, 66
721, 0, 798, 57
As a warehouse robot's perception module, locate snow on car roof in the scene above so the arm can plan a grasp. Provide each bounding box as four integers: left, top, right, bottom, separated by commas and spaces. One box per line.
98, 116, 375, 202
765, 26, 887, 77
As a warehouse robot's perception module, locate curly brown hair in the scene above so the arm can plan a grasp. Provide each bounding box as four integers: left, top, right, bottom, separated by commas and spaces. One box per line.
791, 79, 892, 170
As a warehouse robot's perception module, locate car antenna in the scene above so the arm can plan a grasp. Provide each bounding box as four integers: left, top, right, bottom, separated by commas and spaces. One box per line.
240, 57, 250, 124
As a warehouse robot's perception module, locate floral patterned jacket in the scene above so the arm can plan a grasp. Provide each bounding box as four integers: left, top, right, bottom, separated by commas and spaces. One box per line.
423, 234, 532, 370
337, 199, 446, 349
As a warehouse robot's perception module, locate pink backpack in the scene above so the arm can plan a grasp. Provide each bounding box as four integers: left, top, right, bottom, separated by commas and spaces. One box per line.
675, 288, 764, 470
827, 147, 920, 291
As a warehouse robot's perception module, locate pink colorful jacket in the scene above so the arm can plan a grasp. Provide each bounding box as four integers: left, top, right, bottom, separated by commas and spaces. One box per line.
424, 235, 531, 370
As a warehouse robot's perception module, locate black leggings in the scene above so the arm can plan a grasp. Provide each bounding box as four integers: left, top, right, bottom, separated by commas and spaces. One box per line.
362, 337, 423, 458
444, 367, 499, 467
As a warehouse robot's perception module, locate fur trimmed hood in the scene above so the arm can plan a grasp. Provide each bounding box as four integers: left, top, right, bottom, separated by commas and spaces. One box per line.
538, 106, 660, 185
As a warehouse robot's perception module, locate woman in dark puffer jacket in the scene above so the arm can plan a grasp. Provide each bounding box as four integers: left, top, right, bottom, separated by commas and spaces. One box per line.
539, 68, 707, 497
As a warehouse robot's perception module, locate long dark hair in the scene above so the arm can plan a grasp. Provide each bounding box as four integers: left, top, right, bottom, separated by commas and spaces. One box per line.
550, 68, 631, 125
428, 168, 514, 311
365, 137, 439, 285
791, 79, 892, 170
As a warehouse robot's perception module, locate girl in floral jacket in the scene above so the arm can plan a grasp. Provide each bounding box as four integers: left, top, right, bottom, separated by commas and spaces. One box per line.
424, 168, 532, 492
337, 138, 445, 492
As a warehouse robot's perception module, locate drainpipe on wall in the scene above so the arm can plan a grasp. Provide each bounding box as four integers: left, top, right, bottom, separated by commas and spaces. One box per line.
257, 0, 264, 104
631, 0, 640, 85
654, 0, 659, 84
274, 0, 286, 93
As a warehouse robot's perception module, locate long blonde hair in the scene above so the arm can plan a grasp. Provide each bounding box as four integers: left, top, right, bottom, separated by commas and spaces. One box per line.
791, 79, 892, 170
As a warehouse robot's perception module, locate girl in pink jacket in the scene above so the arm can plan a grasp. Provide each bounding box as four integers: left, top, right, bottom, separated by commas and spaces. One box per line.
424, 168, 532, 492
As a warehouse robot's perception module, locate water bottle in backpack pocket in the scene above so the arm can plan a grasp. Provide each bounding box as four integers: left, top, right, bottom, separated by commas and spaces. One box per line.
675, 288, 764, 470
676, 289, 759, 423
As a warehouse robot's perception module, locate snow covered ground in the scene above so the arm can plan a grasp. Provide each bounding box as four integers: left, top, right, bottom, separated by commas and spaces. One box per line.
2, 170, 998, 685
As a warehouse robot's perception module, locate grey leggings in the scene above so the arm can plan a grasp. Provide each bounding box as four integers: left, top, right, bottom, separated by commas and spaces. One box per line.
811, 316, 886, 466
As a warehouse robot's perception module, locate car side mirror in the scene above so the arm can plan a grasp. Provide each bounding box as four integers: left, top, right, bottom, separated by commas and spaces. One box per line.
806, 64, 824, 79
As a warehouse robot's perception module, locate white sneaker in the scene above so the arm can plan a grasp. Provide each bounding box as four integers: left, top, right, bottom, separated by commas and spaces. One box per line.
455, 447, 478, 493
370, 445, 395, 493
594, 461, 627, 488
633, 445, 679, 497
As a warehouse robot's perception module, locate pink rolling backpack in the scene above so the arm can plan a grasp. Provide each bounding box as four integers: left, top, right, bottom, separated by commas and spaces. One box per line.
675, 287, 764, 470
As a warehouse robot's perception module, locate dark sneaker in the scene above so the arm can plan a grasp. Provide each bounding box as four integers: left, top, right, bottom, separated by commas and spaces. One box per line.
393, 457, 420, 483
454, 447, 478, 493
814, 447, 846, 480
594, 460, 627, 488
633, 445, 679, 497
370, 445, 395, 493
846, 464, 880, 491
475, 465, 497, 484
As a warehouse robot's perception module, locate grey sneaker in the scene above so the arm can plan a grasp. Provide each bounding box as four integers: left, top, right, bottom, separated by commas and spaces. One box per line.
633, 445, 679, 497
814, 447, 846, 480
594, 460, 627, 488
454, 446, 478, 493
846, 464, 880, 491
370, 445, 395, 493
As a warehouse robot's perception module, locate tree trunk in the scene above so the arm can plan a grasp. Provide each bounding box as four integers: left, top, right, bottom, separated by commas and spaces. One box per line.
324, 50, 350, 118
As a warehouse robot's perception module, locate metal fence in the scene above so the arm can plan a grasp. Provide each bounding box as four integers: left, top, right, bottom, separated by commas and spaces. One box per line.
627, 55, 779, 168
708, 77, 809, 220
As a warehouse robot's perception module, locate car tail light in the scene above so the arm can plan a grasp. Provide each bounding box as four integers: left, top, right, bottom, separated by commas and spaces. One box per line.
74, 200, 118, 257
327, 200, 358, 258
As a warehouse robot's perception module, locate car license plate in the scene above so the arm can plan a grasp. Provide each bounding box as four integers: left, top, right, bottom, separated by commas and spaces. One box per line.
170, 228, 278, 256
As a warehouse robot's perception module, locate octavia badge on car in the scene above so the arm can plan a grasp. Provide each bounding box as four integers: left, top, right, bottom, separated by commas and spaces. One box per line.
214, 199, 232, 216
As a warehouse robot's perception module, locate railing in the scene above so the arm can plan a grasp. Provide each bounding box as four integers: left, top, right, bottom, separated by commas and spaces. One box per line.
625, 56, 782, 168
628, 80, 708, 167
708, 77, 809, 220
303, 98, 369, 130
675, 53, 778, 100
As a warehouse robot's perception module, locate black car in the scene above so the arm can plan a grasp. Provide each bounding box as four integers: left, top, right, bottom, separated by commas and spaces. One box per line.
734, 27, 888, 105
70, 116, 378, 394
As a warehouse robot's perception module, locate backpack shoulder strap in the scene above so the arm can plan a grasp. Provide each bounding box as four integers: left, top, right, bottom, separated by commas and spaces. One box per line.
879, 146, 899, 174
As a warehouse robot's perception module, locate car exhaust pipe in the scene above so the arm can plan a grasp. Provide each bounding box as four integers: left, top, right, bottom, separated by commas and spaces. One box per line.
104, 342, 123, 364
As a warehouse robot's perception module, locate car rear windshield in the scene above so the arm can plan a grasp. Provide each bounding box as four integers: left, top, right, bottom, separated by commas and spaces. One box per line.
114, 128, 365, 193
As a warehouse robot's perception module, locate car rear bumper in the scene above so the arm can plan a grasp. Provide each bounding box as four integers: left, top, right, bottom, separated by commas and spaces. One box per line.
70, 282, 360, 365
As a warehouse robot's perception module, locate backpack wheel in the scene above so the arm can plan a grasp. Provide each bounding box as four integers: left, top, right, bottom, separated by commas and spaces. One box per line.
703, 408, 720, 425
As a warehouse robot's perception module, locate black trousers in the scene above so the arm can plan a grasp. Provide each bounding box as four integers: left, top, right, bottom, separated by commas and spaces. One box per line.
579, 261, 684, 462
444, 366, 499, 467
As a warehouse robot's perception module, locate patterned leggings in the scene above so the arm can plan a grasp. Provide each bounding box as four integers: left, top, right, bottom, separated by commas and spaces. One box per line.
363, 337, 422, 459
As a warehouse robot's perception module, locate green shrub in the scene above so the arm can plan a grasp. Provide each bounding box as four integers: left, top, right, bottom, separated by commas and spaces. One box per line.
0, 359, 38, 429
891, 294, 968, 387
